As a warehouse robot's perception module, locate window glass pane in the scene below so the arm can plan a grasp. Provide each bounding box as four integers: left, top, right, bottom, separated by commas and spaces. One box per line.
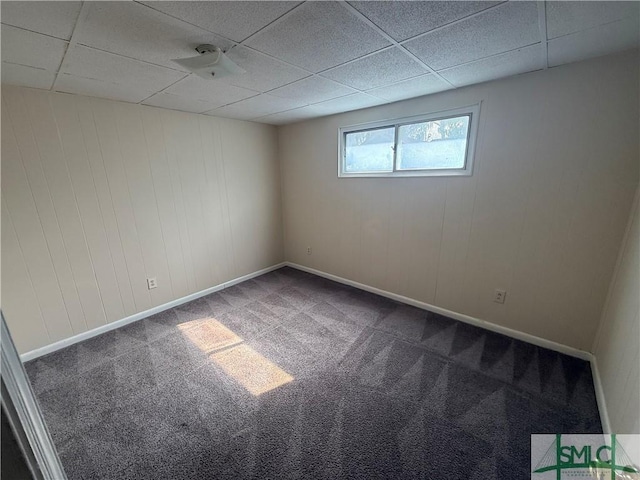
396, 115, 470, 170
344, 127, 395, 173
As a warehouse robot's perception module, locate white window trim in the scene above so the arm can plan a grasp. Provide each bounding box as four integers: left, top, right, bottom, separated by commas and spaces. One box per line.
337, 103, 481, 178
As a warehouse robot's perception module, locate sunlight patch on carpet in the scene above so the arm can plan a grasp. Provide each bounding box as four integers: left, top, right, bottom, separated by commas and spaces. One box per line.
178, 319, 242, 353
211, 344, 294, 396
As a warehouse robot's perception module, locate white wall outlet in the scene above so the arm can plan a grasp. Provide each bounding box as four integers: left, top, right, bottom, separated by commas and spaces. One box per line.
494, 289, 506, 304
147, 277, 157, 290
307, 246, 312, 255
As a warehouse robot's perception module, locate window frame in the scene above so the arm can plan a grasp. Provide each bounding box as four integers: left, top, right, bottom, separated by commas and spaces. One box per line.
337, 103, 481, 178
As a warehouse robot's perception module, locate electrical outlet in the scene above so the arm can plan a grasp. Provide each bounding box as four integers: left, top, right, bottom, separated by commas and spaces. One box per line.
147, 277, 157, 290
307, 246, 312, 255
494, 289, 506, 304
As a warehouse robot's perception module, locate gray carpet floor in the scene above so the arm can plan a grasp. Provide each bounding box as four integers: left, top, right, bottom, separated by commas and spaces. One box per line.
25, 267, 602, 479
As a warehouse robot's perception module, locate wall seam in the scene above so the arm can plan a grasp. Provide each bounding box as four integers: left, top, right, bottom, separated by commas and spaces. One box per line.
138, 106, 176, 300
86, 98, 138, 315
4, 93, 80, 335
47, 92, 109, 328
69, 95, 127, 321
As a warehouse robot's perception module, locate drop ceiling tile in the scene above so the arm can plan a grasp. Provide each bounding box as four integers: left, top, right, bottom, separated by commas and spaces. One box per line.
403, 2, 540, 71
141, 93, 221, 113
1, 1, 82, 40
349, 1, 501, 42
205, 94, 307, 120
62, 45, 186, 92
366, 74, 452, 102
268, 76, 355, 104
321, 47, 427, 90
306, 93, 387, 116
164, 75, 258, 105
1, 63, 56, 90
245, 1, 391, 73
140, 1, 301, 43
1, 25, 67, 71
546, 1, 640, 40
55, 74, 156, 103
222, 46, 309, 92
203, 110, 250, 121
439, 44, 543, 87
254, 107, 319, 125
548, 17, 640, 68
74, 2, 233, 71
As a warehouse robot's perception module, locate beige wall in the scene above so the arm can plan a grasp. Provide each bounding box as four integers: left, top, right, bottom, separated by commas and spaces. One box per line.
594, 190, 640, 433
2, 51, 637, 356
279, 51, 639, 351
1, 86, 283, 354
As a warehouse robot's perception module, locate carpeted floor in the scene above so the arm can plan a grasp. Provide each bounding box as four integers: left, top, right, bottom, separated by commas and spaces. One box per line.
25, 267, 601, 479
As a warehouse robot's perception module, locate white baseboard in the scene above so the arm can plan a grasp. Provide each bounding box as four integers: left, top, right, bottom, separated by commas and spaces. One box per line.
287, 262, 613, 431
590, 358, 612, 433
286, 262, 592, 361
20, 262, 286, 362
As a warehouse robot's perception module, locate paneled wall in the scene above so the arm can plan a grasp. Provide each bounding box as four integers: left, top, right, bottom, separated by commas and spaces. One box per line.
1, 86, 283, 354
594, 190, 639, 433
279, 51, 639, 351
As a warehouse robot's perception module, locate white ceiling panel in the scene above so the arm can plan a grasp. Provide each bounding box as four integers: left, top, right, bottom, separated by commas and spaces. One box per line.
348, 1, 502, 42
321, 47, 428, 90
305, 93, 387, 116
141, 92, 222, 113
1, 62, 56, 90
1, 0, 638, 125
245, 1, 390, 73
0, 1, 82, 41
1, 25, 67, 71
548, 17, 640, 68
403, 2, 540, 71
206, 94, 307, 120
366, 74, 452, 102
268, 76, 355, 105
439, 44, 543, 87
546, 1, 640, 40
74, 2, 233, 71
164, 74, 258, 105
255, 95, 386, 124
62, 45, 186, 93
55, 74, 156, 103
222, 46, 309, 92
253, 107, 320, 125
141, 1, 301, 43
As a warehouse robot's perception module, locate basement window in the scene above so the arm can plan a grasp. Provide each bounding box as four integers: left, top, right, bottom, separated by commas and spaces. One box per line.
338, 104, 480, 178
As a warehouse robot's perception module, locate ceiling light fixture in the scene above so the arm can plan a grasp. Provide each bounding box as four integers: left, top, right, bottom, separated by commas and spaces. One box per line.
172, 45, 245, 80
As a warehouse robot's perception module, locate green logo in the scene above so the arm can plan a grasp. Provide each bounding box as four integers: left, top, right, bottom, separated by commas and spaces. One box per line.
532, 434, 640, 479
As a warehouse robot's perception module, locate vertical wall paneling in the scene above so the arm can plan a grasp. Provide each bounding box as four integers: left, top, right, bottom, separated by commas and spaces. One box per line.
1, 88, 282, 353
1, 92, 78, 340
139, 108, 188, 299
113, 102, 174, 306
90, 98, 152, 312
198, 118, 226, 287
49, 94, 125, 323
74, 95, 137, 316
212, 118, 237, 279
221, 120, 283, 277
1, 199, 51, 352
22, 91, 107, 331
180, 113, 214, 291
160, 110, 197, 294
197, 116, 231, 286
